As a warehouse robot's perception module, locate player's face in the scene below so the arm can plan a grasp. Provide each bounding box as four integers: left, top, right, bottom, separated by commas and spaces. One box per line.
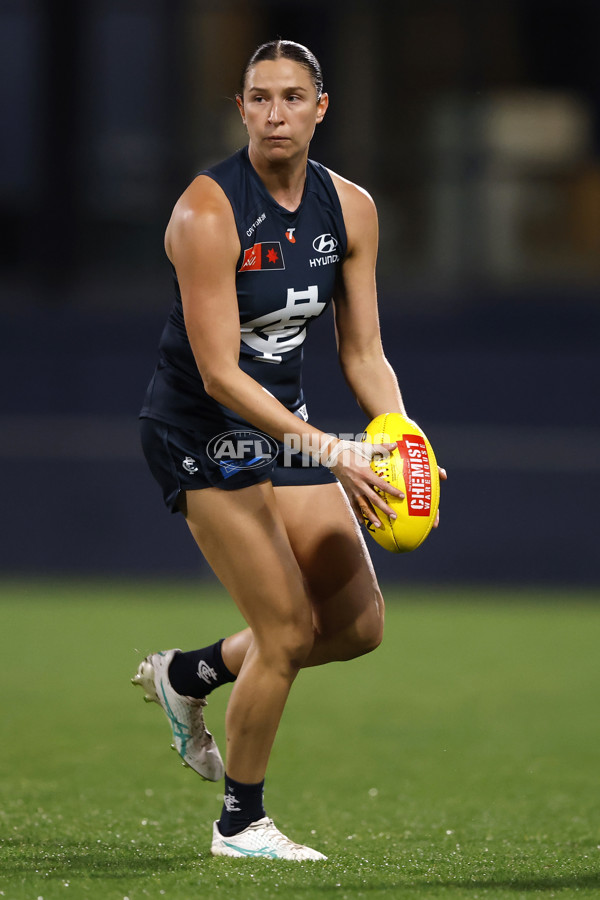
237, 58, 328, 163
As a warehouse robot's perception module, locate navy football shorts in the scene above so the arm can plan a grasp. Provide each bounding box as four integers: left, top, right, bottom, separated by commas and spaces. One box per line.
140, 417, 337, 513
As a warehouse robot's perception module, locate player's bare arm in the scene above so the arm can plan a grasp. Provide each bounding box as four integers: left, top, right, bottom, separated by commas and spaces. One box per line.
330, 173, 446, 521
330, 172, 406, 419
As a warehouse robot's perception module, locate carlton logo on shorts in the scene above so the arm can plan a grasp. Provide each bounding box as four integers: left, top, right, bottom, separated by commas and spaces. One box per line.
182, 456, 199, 474
207, 430, 279, 480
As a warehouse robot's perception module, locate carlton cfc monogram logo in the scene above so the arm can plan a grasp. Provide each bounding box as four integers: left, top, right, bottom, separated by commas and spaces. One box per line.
240, 284, 324, 363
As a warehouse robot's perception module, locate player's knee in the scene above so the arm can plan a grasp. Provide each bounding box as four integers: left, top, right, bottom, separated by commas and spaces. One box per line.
259, 619, 314, 676
279, 622, 315, 671
338, 596, 384, 660
364, 618, 384, 654
348, 618, 383, 658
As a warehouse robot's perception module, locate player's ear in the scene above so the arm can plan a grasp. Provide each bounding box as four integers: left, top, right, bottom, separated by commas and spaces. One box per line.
236, 94, 246, 126
316, 92, 329, 125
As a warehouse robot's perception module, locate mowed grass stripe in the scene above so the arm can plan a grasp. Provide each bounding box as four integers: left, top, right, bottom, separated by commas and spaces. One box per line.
1, 580, 599, 899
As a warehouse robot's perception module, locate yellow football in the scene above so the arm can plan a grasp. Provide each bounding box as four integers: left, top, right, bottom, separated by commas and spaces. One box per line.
362, 412, 440, 553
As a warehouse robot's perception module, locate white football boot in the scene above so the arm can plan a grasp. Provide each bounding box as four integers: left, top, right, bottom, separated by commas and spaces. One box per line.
211, 817, 327, 860
132, 649, 224, 782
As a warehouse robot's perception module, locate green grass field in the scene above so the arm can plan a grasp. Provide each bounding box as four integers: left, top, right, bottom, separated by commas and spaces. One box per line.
1, 580, 599, 900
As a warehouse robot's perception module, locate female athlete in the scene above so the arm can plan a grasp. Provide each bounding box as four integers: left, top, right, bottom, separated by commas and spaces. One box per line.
133, 39, 445, 860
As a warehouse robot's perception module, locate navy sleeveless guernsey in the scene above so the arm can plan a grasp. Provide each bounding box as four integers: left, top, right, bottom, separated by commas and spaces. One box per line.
141, 147, 347, 436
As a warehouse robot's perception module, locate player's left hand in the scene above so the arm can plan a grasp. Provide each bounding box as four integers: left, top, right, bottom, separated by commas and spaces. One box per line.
319, 439, 403, 528
432, 466, 447, 528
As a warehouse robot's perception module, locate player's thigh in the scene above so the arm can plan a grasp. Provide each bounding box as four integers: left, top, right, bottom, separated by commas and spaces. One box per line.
181, 482, 313, 649
273, 481, 384, 640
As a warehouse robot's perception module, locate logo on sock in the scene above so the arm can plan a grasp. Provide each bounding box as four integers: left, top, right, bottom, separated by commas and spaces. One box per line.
197, 660, 218, 685
223, 791, 241, 812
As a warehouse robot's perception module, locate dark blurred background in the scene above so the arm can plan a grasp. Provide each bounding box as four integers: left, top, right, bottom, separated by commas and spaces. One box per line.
1, 0, 598, 585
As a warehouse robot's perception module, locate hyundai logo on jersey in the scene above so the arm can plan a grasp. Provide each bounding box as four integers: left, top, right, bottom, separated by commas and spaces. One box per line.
312, 233, 338, 254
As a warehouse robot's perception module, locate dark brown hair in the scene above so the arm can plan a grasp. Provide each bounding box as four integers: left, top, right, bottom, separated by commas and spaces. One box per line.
239, 40, 324, 101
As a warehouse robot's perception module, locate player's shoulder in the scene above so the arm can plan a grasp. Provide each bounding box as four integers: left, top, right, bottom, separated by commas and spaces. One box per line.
326, 168, 377, 217
326, 168, 378, 249
171, 173, 233, 225
165, 173, 237, 260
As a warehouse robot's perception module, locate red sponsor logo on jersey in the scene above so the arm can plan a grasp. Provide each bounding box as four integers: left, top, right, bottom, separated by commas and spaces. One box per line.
285, 228, 296, 243
239, 242, 285, 272
397, 434, 432, 516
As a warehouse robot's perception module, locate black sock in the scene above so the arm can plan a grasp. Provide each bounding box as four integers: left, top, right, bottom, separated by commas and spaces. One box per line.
218, 774, 266, 837
167, 639, 236, 699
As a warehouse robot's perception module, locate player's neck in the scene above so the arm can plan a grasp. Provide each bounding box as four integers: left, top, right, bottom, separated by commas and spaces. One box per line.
248, 145, 308, 212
